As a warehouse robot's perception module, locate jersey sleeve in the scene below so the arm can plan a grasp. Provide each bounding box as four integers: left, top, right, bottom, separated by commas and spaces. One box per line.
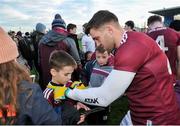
114, 40, 150, 72
43, 88, 54, 106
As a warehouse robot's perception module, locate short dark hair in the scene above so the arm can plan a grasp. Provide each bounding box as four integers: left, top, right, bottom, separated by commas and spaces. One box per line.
49, 50, 77, 71
85, 51, 93, 60
25, 32, 30, 36
85, 10, 119, 34
169, 20, 180, 31
125, 20, 134, 29
147, 15, 162, 26
83, 23, 88, 29
67, 23, 77, 32
95, 46, 109, 54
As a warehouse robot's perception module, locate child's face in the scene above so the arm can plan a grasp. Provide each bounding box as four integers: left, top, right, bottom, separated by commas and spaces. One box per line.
51, 66, 74, 84
96, 51, 109, 66
86, 52, 93, 61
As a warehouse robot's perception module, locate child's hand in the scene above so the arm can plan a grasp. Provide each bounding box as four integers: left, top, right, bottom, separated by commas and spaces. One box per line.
75, 102, 90, 111
77, 114, 86, 124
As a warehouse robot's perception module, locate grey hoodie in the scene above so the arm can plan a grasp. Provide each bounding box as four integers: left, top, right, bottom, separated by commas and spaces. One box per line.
40, 30, 81, 64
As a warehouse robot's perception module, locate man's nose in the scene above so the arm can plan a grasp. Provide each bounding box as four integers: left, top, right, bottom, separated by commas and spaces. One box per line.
96, 42, 102, 47
67, 75, 71, 80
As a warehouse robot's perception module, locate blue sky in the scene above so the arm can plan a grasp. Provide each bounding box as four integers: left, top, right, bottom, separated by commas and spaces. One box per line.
0, 0, 179, 33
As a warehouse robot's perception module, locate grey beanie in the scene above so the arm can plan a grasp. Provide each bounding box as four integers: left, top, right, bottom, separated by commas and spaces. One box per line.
36, 23, 46, 34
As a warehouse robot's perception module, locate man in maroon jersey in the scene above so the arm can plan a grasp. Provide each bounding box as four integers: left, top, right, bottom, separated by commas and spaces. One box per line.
65, 10, 180, 125
147, 15, 180, 83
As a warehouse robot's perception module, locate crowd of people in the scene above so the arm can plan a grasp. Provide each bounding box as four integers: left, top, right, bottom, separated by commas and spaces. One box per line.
0, 10, 180, 125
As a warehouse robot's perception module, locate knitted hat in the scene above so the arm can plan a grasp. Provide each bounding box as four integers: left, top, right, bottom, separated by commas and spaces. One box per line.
54, 14, 62, 19
0, 27, 19, 64
52, 14, 66, 29
52, 19, 66, 29
36, 23, 46, 34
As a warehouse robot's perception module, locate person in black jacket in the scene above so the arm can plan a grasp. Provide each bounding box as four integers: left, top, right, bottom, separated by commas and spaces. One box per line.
39, 14, 81, 90
0, 27, 61, 125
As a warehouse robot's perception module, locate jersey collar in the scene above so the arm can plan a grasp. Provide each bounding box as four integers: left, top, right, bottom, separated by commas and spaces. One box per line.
120, 31, 128, 44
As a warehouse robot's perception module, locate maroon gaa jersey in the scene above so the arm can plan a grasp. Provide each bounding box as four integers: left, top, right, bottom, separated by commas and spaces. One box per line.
114, 32, 180, 124
147, 27, 180, 82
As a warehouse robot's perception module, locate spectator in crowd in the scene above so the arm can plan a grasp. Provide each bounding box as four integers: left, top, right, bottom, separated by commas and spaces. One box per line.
39, 14, 81, 90
67, 23, 80, 54
124, 20, 135, 31
81, 51, 93, 67
169, 20, 180, 31
81, 23, 96, 53
0, 27, 62, 125
18, 32, 35, 69
67, 23, 82, 81
31, 23, 46, 73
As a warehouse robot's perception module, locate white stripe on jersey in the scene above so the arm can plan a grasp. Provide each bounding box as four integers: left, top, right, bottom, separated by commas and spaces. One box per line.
46, 89, 53, 99
43, 88, 49, 98
43, 88, 53, 99
93, 68, 110, 74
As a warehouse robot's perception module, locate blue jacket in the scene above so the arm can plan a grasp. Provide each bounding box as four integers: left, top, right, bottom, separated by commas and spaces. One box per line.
16, 80, 62, 124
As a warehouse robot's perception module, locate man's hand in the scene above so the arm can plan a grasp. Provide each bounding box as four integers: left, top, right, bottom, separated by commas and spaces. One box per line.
75, 102, 90, 125
70, 81, 87, 89
77, 114, 85, 124
75, 102, 90, 111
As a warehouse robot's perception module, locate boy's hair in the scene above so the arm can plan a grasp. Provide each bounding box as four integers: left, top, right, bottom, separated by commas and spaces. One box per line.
125, 20, 135, 29
85, 10, 119, 34
95, 46, 110, 54
49, 50, 77, 71
85, 51, 93, 60
147, 15, 162, 26
67, 23, 77, 32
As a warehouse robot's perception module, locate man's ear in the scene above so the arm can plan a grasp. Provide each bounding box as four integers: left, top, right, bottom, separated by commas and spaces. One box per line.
50, 68, 57, 77
106, 25, 113, 35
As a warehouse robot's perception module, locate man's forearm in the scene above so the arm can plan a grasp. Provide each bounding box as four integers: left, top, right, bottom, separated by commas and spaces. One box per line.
66, 70, 136, 107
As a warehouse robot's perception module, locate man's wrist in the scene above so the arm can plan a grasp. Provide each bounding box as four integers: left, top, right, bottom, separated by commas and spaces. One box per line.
65, 88, 71, 97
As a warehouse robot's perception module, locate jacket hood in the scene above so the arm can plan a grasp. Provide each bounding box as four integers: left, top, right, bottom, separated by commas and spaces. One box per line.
40, 30, 67, 46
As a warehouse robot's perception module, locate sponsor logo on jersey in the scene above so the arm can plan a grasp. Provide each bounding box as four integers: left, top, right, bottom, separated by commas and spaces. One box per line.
85, 98, 99, 104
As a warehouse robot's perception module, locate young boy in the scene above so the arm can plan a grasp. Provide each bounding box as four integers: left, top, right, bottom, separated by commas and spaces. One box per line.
81, 46, 114, 124
43, 50, 88, 125
81, 46, 114, 87
89, 46, 114, 87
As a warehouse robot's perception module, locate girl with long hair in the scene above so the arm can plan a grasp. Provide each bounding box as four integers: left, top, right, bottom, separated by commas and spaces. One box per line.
0, 27, 61, 124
